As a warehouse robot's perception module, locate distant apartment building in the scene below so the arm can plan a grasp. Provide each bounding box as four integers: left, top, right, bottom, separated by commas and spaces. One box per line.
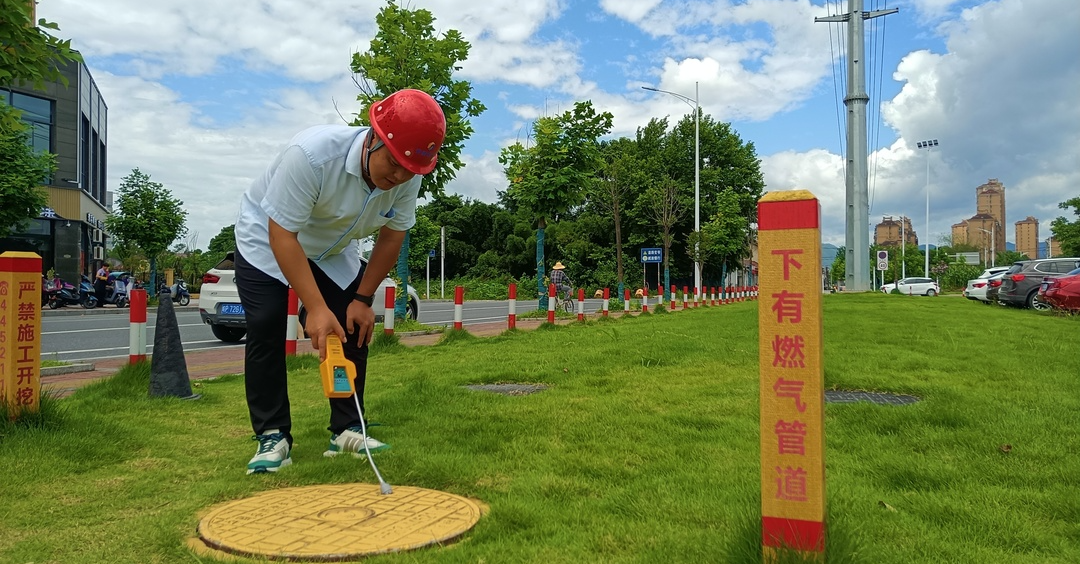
951, 219, 969, 246
1015, 216, 1039, 259
0, 56, 110, 282
975, 179, 1007, 253
874, 215, 918, 247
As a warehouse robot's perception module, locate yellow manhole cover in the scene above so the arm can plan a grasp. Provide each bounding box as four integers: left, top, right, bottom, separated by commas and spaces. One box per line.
197, 484, 483, 560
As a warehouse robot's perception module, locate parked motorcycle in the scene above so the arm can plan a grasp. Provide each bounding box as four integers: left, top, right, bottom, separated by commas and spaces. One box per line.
100, 271, 132, 308
159, 279, 191, 306
43, 275, 97, 309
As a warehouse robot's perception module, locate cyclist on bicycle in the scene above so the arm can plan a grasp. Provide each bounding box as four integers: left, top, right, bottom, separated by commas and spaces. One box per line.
551, 261, 573, 300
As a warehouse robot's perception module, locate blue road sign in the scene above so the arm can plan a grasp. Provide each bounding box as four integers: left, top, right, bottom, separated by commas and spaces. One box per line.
429, 250, 436, 258
640, 248, 663, 263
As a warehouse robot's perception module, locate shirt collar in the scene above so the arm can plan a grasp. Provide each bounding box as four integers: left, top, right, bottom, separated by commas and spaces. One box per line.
344, 127, 372, 179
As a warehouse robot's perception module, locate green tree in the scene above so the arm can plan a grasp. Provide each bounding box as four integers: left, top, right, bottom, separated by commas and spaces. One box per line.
207, 224, 236, 254
639, 175, 685, 295
692, 190, 749, 288
1050, 197, 1080, 257
594, 138, 643, 297
105, 168, 188, 293
500, 101, 614, 309
995, 250, 1027, 266
350, 0, 485, 317
0, 111, 52, 237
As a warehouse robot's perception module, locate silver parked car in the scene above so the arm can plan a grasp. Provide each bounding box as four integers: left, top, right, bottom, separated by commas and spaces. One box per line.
887, 277, 940, 296
963, 266, 1010, 303
199, 252, 420, 342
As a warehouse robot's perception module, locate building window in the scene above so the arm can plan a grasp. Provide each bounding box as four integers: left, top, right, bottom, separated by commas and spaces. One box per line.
2, 90, 54, 182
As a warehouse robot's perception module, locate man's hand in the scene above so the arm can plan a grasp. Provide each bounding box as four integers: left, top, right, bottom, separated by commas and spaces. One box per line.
303, 305, 346, 362
346, 300, 376, 347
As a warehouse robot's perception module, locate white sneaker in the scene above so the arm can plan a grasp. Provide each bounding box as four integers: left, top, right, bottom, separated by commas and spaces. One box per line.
247, 430, 292, 474
324, 426, 389, 457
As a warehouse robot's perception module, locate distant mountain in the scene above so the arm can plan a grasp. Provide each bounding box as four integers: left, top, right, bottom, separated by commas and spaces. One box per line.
822, 243, 839, 268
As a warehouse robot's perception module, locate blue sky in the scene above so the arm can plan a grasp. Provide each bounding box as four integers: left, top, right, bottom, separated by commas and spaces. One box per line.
37, 0, 1080, 252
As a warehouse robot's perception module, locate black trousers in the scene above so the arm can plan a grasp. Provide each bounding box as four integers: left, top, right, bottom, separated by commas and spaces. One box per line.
235, 250, 370, 444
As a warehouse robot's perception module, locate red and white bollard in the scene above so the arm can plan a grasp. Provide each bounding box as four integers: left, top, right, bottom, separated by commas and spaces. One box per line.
624, 288, 631, 313
683, 286, 689, 310
693, 287, 699, 308
577, 288, 585, 322
642, 288, 649, 313
508, 283, 517, 329
547, 284, 556, 324
384, 286, 395, 335
711, 287, 717, 306
286, 288, 299, 355
454, 285, 464, 329
128, 288, 147, 364
657, 287, 664, 308
670, 285, 677, 310
602, 287, 610, 316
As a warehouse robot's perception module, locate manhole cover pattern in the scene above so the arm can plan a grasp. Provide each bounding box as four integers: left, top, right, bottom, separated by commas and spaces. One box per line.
465, 383, 549, 395
198, 484, 482, 561
825, 390, 920, 405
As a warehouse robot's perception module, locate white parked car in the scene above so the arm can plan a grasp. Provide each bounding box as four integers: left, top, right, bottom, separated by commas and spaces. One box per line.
881, 277, 939, 296
199, 252, 420, 342
963, 266, 1010, 303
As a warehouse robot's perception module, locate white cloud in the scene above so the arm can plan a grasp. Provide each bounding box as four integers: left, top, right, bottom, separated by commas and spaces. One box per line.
599, 0, 665, 23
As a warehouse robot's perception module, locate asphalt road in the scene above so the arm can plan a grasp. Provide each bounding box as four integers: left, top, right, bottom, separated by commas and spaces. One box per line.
40, 297, 608, 363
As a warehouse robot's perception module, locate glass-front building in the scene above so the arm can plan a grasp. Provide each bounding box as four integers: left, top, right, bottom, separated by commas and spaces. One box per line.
0, 57, 110, 283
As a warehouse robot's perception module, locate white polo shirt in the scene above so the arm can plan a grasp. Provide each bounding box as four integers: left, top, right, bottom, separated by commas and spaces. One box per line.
235, 124, 421, 289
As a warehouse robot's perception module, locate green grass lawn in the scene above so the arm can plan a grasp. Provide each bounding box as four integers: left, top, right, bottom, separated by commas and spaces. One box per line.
1, 294, 1078, 563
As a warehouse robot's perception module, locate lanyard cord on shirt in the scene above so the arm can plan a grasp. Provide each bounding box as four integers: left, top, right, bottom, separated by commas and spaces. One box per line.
361, 130, 385, 184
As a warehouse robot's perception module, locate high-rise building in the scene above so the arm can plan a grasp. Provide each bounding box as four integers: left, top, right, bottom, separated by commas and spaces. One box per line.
975, 179, 1007, 253
1015, 217, 1039, 260
874, 216, 917, 247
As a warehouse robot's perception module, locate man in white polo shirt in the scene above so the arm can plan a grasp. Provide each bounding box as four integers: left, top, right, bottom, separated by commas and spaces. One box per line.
234, 89, 445, 475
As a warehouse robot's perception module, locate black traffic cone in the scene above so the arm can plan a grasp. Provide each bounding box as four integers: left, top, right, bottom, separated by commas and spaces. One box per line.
149, 287, 201, 400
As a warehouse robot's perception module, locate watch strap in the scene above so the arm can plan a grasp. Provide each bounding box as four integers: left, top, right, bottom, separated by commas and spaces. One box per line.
354, 293, 374, 307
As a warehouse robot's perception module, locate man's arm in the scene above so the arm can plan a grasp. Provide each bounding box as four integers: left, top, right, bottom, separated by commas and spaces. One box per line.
346, 226, 406, 346
268, 218, 340, 360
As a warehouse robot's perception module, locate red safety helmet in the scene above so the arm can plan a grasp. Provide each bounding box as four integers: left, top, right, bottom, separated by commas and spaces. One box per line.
368, 89, 446, 175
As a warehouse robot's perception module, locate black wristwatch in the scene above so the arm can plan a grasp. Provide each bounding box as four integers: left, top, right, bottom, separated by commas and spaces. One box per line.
353, 293, 374, 307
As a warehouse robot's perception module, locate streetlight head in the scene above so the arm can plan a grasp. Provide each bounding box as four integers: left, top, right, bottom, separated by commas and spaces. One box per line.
641, 86, 659, 92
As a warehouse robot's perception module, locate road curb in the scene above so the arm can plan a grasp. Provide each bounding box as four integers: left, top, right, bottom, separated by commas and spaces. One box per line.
41, 363, 96, 376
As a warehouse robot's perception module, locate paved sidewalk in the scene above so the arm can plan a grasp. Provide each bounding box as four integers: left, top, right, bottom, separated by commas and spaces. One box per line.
41, 316, 574, 398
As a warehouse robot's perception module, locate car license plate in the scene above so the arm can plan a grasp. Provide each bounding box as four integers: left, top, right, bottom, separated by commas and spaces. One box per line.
220, 303, 245, 315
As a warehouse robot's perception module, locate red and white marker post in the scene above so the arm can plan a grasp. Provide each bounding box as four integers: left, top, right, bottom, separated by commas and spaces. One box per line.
624, 288, 631, 313
508, 283, 517, 329
577, 288, 585, 322
286, 288, 299, 355
384, 286, 395, 336
602, 287, 610, 316
454, 286, 464, 330
683, 286, 689, 310
641, 288, 649, 313
547, 284, 556, 324
129, 288, 147, 364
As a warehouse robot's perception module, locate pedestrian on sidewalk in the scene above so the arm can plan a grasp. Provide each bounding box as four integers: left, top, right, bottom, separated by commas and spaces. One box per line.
234, 89, 446, 475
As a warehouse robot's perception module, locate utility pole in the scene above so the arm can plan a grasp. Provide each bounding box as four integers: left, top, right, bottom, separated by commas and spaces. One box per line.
817, 0, 897, 291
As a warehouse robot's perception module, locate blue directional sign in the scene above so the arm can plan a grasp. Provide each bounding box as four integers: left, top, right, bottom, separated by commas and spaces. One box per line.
640, 248, 663, 263
429, 250, 436, 258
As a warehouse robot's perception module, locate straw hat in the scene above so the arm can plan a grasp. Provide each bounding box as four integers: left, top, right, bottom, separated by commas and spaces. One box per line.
552, 261, 566, 270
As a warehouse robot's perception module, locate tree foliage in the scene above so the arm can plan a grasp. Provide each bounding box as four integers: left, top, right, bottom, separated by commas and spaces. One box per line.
350, 0, 485, 197
207, 224, 236, 254
0, 1, 81, 131
0, 105, 52, 237
106, 168, 188, 292
1050, 197, 1080, 257
500, 100, 614, 307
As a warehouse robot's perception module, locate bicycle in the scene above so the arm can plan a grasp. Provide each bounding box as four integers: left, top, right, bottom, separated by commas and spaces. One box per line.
556, 287, 575, 313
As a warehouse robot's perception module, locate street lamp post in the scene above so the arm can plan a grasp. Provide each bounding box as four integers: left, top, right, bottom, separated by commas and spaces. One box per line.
916, 139, 939, 277
643, 82, 701, 298
977, 226, 995, 267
